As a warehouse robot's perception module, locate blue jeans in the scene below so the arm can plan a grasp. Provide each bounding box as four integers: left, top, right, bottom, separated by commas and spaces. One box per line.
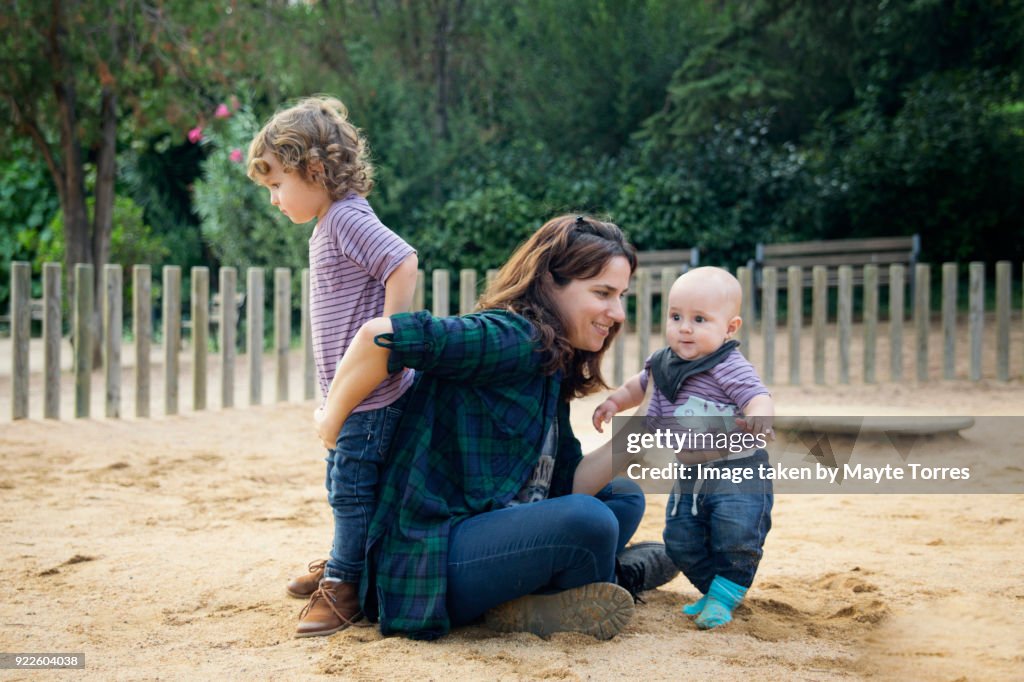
325, 396, 407, 583
663, 449, 773, 593
445, 477, 645, 626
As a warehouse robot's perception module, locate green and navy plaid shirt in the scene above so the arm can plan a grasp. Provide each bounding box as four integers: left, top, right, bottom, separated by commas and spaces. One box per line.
360, 309, 583, 639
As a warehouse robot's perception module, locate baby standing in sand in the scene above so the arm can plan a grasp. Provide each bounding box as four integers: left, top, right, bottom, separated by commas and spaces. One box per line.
594, 266, 775, 629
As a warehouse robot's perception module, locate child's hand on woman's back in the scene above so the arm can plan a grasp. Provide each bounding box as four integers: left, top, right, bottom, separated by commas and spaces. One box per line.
314, 407, 339, 450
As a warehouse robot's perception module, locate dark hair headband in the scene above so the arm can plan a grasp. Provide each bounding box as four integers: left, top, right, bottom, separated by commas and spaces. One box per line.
573, 215, 602, 238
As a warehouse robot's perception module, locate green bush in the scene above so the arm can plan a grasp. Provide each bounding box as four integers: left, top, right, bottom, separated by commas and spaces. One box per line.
35, 194, 168, 271
0, 147, 60, 306
192, 105, 309, 273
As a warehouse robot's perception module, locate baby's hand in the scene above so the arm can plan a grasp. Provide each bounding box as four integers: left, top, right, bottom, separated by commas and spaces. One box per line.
592, 399, 619, 433
735, 414, 775, 441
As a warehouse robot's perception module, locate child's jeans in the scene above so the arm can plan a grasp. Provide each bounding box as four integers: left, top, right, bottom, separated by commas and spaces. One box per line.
324, 394, 407, 583
663, 449, 773, 593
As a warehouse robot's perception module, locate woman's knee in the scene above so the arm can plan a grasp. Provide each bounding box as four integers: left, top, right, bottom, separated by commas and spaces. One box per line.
600, 477, 645, 509
556, 495, 620, 550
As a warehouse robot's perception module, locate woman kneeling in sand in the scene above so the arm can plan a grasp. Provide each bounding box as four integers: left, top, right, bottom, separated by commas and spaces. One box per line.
312, 215, 677, 640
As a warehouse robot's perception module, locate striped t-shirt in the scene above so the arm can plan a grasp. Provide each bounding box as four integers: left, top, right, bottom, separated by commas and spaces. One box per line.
638, 348, 769, 436
309, 194, 415, 411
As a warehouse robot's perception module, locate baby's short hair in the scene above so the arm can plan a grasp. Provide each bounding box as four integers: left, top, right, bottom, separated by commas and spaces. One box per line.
247, 95, 373, 199
670, 266, 743, 318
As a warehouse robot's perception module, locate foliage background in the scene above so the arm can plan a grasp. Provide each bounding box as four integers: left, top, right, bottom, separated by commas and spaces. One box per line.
2, 0, 1022, 313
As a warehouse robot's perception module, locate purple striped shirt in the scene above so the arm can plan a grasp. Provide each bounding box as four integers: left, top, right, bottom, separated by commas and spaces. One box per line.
639, 348, 769, 421
309, 195, 415, 411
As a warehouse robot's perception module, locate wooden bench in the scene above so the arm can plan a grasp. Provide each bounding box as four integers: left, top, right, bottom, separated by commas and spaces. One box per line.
634, 247, 700, 289
751, 235, 920, 288
182, 291, 246, 346
0, 298, 45, 333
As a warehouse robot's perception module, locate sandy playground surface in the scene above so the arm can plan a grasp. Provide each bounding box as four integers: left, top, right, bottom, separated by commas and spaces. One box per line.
1, 334, 1024, 681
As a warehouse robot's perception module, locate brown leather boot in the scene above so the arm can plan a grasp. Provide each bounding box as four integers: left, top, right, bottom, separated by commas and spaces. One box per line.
295, 580, 365, 638
286, 559, 326, 599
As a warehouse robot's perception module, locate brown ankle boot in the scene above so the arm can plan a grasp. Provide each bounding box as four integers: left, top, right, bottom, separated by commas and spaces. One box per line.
295, 580, 365, 638
286, 559, 326, 599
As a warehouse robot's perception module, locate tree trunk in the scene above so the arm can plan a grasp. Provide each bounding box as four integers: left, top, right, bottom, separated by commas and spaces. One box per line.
433, 3, 451, 144
430, 0, 465, 201
48, 1, 90, 279
48, 0, 101, 370
90, 85, 118, 368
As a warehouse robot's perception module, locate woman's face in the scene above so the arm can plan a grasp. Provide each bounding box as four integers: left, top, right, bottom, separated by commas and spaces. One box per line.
549, 255, 631, 352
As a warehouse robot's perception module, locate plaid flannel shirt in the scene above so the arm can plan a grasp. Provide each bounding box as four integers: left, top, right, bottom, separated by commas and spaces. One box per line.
360, 309, 583, 639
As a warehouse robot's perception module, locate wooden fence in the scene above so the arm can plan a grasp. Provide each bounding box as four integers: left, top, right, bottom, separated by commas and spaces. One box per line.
5, 260, 1022, 420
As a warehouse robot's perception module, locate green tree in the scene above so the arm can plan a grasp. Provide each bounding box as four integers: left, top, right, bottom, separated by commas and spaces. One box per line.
0, 0, 309, 358
640, 0, 1024, 262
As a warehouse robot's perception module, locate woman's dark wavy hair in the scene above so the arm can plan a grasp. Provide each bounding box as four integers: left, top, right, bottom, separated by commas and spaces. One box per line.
477, 214, 637, 399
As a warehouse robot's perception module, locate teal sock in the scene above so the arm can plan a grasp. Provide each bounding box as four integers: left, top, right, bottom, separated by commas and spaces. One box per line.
695, 575, 747, 630
681, 593, 707, 616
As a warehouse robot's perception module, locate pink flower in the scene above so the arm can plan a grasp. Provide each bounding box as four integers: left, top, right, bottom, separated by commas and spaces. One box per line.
229, 148, 243, 163
187, 126, 203, 144
215, 103, 231, 119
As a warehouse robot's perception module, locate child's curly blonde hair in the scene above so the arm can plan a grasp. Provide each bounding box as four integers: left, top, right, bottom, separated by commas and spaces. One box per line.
247, 95, 374, 198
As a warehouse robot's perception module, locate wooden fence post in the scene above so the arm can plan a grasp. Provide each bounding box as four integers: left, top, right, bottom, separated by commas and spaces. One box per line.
889, 264, 905, 381
43, 262, 62, 419
76, 263, 95, 418
459, 269, 477, 315
613, 312, 626, 387
191, 266, 209, 411
414, 269, 425, 312
103, 264, 123, 418
812, 265, 827, 385
274, 267, 290, 403
10, 261, 30, 419
636, 268, 652, 369
162, 266, 180, 415
660, 267, 675, 329
996, 261, 1010, 382
863, 265, 878, 384
432, 269, 450, 317
969, 262, 984, 381
738, 266, 753, 357
941, 263, 957, 380
914, 264, 930, 381
133, 265, 151, 418
837, 265, 852, 384
761, 266, 776, 385
787, 266, 802, 385
302, 268, 316, 401
247, 267, 264, 406
220, 266, 237, 408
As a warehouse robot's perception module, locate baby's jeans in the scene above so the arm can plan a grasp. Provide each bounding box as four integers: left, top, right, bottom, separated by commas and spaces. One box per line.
663, 449, 773, 593
324, 395, 407, 583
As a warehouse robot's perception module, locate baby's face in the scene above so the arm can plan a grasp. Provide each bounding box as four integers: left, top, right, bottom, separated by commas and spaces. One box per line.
664, 286, 739, 361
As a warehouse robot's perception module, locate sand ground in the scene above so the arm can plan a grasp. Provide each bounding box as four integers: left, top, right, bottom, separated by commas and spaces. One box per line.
1, 332, 1023, 681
